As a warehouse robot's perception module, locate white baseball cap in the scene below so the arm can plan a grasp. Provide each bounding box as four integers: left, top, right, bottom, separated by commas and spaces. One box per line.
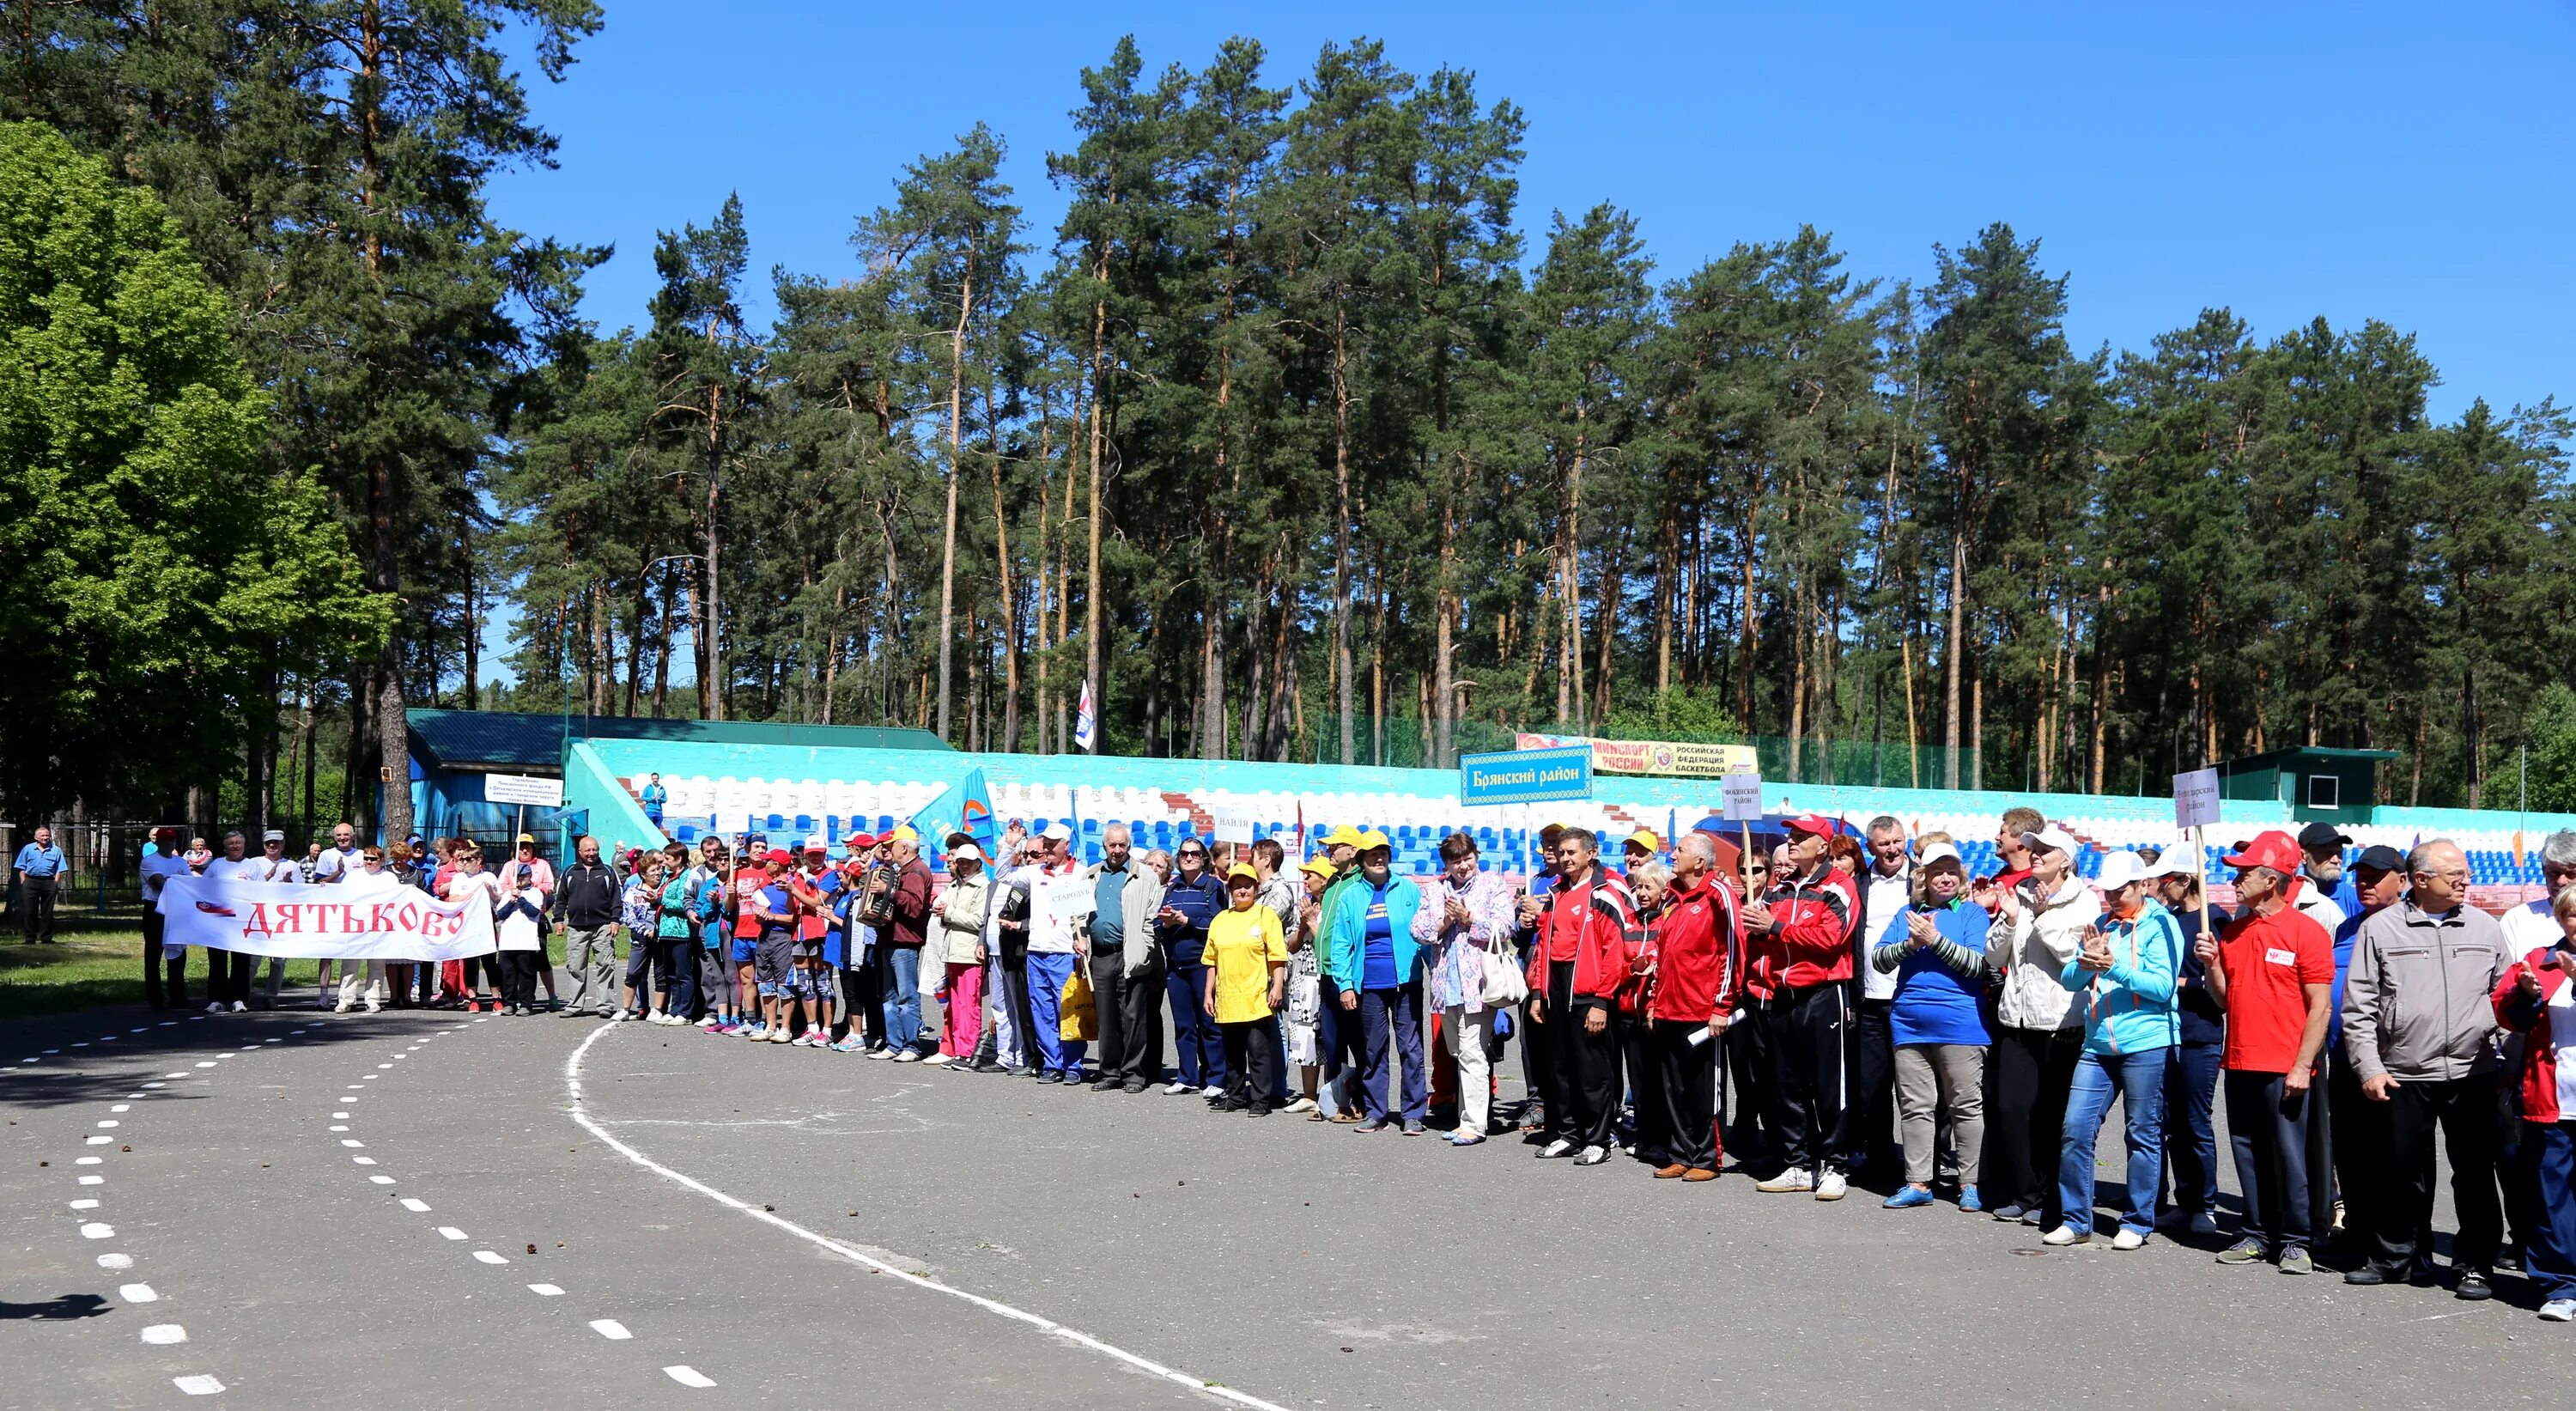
2020, 825, 2081, 859
2148, 845, 2203, 879
2094, 849, 2150, 891
1916, 841, 1964, 871
950, 843, 984, 865
1040, 821, 1073, 842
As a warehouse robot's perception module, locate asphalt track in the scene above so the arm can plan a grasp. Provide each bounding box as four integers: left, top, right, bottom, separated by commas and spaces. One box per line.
3, 998, 2561, 1409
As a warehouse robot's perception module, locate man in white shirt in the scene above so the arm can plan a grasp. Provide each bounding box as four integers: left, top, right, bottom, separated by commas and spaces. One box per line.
202, 832, 268, 1013
307, 823, 360, 1001
249, 830, 303, 1009
989, 821, 1091, 1082
139, 825, 194, 1008
1849, 815, 1911, 1178
2501, 830, 2576, 954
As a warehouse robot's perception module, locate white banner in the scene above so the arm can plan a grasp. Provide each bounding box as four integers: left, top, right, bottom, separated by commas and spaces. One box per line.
155, 874, 496, 960
485, 772, 564, 807
1721, 770, 1766, 822
2173, 767, 2223, 830
1212, 810, 1254, 844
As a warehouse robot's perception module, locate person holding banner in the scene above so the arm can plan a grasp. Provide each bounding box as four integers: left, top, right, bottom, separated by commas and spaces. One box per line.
249, 829, 302, 1008
140, 825, 191, 1008
200, 832, 263, 1012
331, 845, 399, 1013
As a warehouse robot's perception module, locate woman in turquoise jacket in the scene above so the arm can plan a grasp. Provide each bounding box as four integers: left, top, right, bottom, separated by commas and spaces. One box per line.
2046, 850, 2182, 1249
1319, 836, 1429, 1133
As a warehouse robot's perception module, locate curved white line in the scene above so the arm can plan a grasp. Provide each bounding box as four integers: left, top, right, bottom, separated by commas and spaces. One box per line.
564, 1024, 1291, 1411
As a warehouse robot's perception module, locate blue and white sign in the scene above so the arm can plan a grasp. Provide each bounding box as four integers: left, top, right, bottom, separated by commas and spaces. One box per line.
1460, 745, 1594, 806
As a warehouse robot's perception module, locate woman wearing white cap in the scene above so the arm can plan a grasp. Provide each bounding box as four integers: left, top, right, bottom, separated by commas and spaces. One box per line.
2044, 850, 2182, 1248
1875, 841, 1991, 1210
1984, 824, 2099, 1229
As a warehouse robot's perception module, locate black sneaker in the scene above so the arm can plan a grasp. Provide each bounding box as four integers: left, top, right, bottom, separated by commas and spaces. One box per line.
2409, 1256, 2442, 1286
2456, 1268, 2495, 1302
2342, 1265, 2393, 1286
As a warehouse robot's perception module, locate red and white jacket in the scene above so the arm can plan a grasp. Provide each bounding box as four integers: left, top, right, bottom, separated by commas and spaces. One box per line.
2495, 945, 2576, 1123
1523, 863, 1643, 1012
1644, 873, 1742, 1025
1742, 862, 1859, 1001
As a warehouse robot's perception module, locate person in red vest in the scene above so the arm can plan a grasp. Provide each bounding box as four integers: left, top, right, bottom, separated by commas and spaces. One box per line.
1742, 815, 1862, 1201
1643, 831, 1741, 1183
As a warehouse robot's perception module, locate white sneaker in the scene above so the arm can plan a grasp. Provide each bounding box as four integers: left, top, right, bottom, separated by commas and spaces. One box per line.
2541, 1298, 2576, 1323
363, 1003, 382, 1014
1201, 1084, 1225, 1098
230, 1000, 247, 1013
920, 1053, 951, 1066
205, 1001, 225, 1014
2043, 1225, 2091, 1246
1537, 1139, 1576, 1159
647, 1010, 666, 1024
608, 1009, 627, 1022
1755, 1166, 1814, 1193
1163, 1081, 1192, 1095
1814, 1171, 1849, 1201
891, 1049, 920, 1063
1283, 1097, 1318, 1115
698, 1015, 720, 1028
2111, 1228, 2147, 1250
1572, 1145, 1611, 1165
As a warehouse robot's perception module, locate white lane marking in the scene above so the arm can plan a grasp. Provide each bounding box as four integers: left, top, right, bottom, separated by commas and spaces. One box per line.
142, 1323, 188, 1345
86, 1135, 112, 1145
664, 1365, 717, 1388
143, 1081, 167, 1087
119, 1282, 157, 1302
97, 1253, 133, 1269
347, 1085, 364, 1090
331, 1111, 349, 1118
97, 1120, 120, 1128
400, 1198, 432, 1213
436, 1226, 466, 1241
527, 1283, 564, 1297
341, 1140, 366, 1147
80, 1223, 115, 1238
330, 1125, 349, 1133
377, 1063, 395, 1069
361, 1074, 377, 1080
44, 1048, 59, 1053
352, 1157, 377, 1165
173, 1374, 224, 1395
588, 1319, 632, 1341
163, 1073, 191, 1079
69, 1199, 100, 1210
368, 1176, 396, 1185
78, 1176, 103, 1186
70, 1043, 88, 1048
76, 1157, 100, 1165
130, 1028, 148, 1034
111, 1104, 131, 1112
564, 1023, 1294, 1411
264, 1037, 281, 1043
195, 1061, 216, 1068
471, 1250, 508, 1264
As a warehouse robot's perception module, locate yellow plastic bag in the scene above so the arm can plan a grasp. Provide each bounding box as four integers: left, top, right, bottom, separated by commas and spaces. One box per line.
1060, 964, 1097, 1041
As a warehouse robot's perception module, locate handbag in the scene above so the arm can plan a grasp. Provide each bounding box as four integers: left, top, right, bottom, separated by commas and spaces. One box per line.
1477, 936, 1528, 1007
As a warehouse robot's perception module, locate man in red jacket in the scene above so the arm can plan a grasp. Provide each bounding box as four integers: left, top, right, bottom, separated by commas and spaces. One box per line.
1741, 814, 1862, 1200
1646, 832, 1742, 1182
1527, 829, 1642, 1166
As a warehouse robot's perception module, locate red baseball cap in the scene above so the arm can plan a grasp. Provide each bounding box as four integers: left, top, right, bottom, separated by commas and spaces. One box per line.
2220, 830, 2300, 874
1782, 813, 1839, 838
763, 848, 793, 867
848, 832, 877, 848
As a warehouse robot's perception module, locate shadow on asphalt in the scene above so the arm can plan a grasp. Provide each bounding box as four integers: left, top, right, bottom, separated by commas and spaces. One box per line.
0, 1292, 113, 1321
0, 1005, 470, 1110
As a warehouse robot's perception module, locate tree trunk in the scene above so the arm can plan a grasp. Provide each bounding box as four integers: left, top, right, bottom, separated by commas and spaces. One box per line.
1332, 301, 1355, 766
1942, 529, 1966, 790
1083, 248, 1108, 754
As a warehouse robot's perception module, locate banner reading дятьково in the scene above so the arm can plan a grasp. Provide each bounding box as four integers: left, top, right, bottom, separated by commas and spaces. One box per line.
1515, 733, 1757, 779
155, 874, 496, 960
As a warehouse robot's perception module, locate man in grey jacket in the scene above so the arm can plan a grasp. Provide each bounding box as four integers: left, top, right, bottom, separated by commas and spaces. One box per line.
2339, 838, 2513, 1298
1084, 824, 1170, 1092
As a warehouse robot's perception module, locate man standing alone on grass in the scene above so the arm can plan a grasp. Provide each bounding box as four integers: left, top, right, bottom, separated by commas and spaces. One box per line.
15, 824, 65, 945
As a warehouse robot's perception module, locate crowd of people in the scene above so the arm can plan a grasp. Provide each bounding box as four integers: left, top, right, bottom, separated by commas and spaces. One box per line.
125, 804, 2576, 1322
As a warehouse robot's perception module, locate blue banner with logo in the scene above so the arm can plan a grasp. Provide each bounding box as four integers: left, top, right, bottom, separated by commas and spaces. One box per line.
1459, 745, 1595, 806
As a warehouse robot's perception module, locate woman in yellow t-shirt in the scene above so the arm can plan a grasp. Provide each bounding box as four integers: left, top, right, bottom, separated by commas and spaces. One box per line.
1202, 864, 1291, 1115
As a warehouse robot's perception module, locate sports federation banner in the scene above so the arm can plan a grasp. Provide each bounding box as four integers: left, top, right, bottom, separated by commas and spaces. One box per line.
155, 875, 496, 960
1516, 732, 1757, 779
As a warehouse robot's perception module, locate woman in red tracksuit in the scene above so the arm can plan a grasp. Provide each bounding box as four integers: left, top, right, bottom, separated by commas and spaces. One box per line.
1525, 829, 1643, 1166
1643, 832, 1742, 1182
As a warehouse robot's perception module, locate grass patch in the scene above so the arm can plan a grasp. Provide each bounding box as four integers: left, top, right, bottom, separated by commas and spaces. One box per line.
0, 931, 576, 1019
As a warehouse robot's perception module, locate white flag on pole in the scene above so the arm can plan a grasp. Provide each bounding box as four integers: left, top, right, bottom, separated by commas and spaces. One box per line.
1074, 680, 1097, 753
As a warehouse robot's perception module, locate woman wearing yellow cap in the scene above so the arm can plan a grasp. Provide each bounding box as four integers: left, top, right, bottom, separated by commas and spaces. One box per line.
1203, 864, 1290, 1113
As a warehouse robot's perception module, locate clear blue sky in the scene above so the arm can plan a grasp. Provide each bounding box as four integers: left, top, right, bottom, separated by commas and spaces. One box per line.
476, 0, 2576, 683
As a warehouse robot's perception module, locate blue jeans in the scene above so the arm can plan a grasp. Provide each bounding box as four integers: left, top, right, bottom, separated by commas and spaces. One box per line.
1357, 981, 1427, 1124
2059, 1048, 2168, 1235
2160, 1041, 2222, 1215
1025, 952, 1087, 1078
2528, 1122, 2576, 1303
881, 944, 924, 1052
1166, 962, 1225, 1088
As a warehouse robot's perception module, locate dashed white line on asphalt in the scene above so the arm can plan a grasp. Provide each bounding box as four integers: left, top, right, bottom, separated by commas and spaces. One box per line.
118, 1282, 156, 1302
85, 1135, 112, 1145
664, 1366, 717, 1388
96, 1120, 119, 1128
97, 1253, 132, 1269
78, 1175, 102, 1185
173, 1374, 223, 1395
352, 1157, 377, 1165
75, 1156, 100, 1165
471, 1250, 509, 1264
589, 1319, 632, 1341
142, 1324, 188, 1345
80, 1223, 114, 1238
527, 1284, 564, 1297
368, 1176, 395, 1185
565, 1021, 1297, 1411
330, 1125, 350, 1132
195, 1061, 216, 1068
435, 1227, 466, 1241
400, 1198, 431, 1213
69, 1200, 99, 1210
163, 1073, 191, 1079
111, 1104, 131, 1111
341, 1139, 366, 1147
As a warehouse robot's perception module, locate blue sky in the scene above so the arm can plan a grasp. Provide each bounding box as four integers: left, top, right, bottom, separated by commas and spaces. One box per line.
476, 0, 2576, 681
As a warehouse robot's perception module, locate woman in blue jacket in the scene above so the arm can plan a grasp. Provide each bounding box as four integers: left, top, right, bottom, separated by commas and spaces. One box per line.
1876, 842, 1992, 1211
2048, 849, 2182, 1250
1320, 834, 1426, 1134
